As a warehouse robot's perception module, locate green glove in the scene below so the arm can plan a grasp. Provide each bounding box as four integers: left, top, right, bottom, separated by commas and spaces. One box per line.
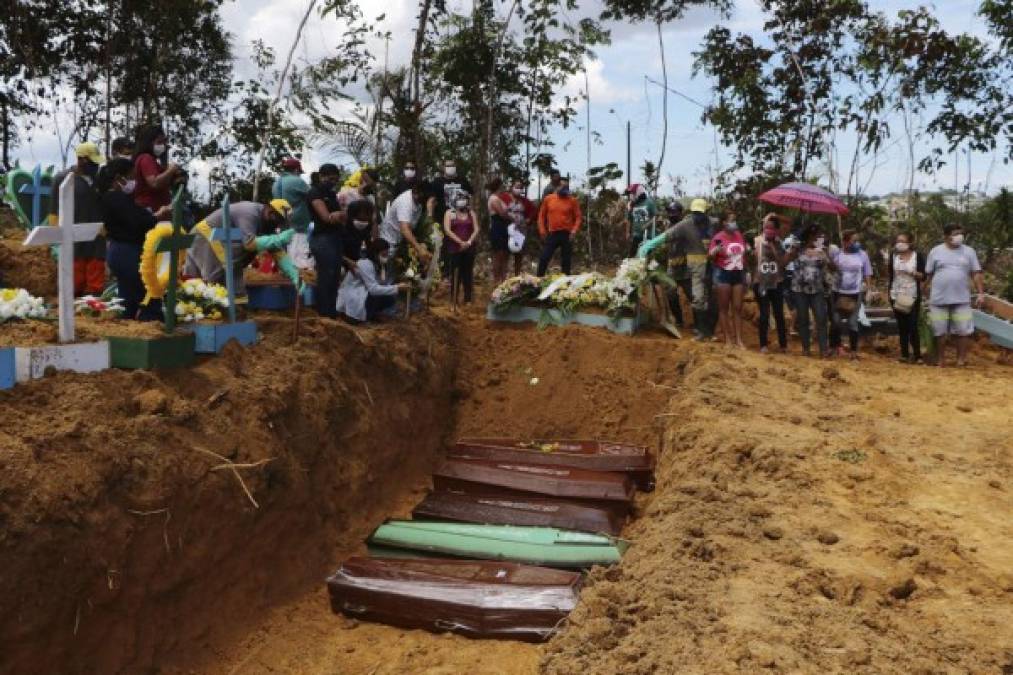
254, 228, 295, 252
637, 231, 668, 258
276, 254, 302, 290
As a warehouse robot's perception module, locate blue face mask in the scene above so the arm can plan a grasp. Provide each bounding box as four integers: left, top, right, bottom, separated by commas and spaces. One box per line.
847, 242, 861, 253
558, 188, 570, 197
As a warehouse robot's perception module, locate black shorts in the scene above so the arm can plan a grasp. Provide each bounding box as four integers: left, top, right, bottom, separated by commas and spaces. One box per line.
490, 216, 509, 252
716, 269, 745, 286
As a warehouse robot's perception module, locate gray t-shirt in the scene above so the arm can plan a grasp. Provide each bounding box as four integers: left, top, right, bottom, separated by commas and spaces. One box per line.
926, 243, 981, 306
665, 215, 707, 280
183, 201, 263, 290
379, 189, 421, 247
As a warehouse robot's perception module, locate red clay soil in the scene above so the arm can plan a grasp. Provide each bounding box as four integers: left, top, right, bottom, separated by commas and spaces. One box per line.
0, 313, 459, 675
1, 289, 1010, 675
0, 213, 58, 298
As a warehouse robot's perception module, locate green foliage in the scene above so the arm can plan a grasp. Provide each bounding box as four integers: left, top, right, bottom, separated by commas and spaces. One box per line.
694, 1, 1010, 182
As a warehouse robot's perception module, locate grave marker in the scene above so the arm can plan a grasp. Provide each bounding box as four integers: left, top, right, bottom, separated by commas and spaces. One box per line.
21, 173, 102, 343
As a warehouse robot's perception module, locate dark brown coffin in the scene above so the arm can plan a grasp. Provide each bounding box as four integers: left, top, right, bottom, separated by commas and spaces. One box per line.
452, 438, 656, 491
412, 490, 625, 536
326, 557, 581, 642
433, 458, 636, 515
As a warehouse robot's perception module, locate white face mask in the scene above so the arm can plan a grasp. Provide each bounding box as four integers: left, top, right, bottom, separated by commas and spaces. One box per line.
726, 222, 738, 232
122, 179, 137, 195
377, 254, 390, 264
895, 242, 909, 252
404, 169, 416, 178
815, 236, 826, 249
455, 201, 468, 210
950, 234, 964, 246
352, 219, 369, 230
153, 143, 166, 156
445, 166, 457, 178
512, 188, 523, 196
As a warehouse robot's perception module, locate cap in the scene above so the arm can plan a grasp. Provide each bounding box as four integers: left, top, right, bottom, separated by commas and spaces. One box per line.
75, 142, 104, 165
281, 157, 303, 173
269, 198, 292, 218
666, 201, 684, 216
690, 198, 708, 213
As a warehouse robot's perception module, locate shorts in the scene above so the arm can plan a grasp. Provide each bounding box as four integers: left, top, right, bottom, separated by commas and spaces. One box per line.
929, 303, 974, 337
490, 218, 509, 252
716, 269, 745, 286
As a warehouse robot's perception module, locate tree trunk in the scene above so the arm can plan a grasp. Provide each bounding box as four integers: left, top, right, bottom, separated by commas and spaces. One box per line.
252, 0, 317, 202
1, 100, 9, 171
409, 0, 433, 168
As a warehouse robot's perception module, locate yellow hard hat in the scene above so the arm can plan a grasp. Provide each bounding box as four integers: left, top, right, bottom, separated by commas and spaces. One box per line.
75, 142, 105, 165
690, 198, 708, 213
269, 198, 292, 217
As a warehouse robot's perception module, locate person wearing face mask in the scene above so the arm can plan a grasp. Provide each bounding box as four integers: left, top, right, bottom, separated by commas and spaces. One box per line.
624, 184, 658, 258
394, 162, 419, 196
536, 177, 582, 276
487, 177, 512, 284
542, 169, 563, 199
888, 232, 926, 363
272, 157, 313, 269
432, 159, 473, 225
752, 214, 789, 353
307, 163, 346, 318
505, 179, 536, 276
98, 158, 171, 320
133, 124, 181, 212
444, 193, 479, 303
924, 223, 985, 367
336, 239, 411, 323
829, 230, 875, 360
342, 199, 376, 274
709, 210, 748, 349
183, 199, 296, 296
49, 141, 108, 296
787, 225, 837, 357
379, 182, 431, 275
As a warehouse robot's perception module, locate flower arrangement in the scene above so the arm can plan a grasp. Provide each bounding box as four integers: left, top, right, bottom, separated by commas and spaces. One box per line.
0, 288, 48, 323
176, 279, 229, 322
490, 274, 544, 310
74, 290, 125, 318
140, 222, 174, 304
489, 258, 677, 322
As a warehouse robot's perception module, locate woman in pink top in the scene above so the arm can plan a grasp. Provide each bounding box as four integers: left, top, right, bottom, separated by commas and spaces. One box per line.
443, 193, 478, 304
708, 210, 748, 349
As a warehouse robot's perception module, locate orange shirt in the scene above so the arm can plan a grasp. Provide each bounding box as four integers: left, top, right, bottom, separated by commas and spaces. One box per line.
538, 194, 582, 237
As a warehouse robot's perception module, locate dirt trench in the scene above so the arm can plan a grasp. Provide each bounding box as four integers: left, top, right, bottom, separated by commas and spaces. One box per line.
0, 314, 460, 675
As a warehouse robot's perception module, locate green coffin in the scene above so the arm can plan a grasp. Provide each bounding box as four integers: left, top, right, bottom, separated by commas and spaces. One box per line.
367, 520, 628, 569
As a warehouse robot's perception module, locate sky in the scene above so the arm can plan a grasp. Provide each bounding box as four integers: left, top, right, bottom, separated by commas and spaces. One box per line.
14, 0, 1011, 200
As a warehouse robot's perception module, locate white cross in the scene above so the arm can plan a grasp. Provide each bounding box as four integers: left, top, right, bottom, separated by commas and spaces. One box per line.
22, 173, 102, 343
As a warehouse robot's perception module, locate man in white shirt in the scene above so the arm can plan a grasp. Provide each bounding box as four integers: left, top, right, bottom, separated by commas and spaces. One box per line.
379, 183, 430, 266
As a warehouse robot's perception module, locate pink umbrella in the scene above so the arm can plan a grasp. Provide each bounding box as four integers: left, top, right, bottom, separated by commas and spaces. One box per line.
758, 182, 849, 215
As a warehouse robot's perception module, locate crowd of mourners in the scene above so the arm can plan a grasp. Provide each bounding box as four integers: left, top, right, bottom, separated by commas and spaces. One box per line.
636, 193, 986, 367
46, 131, 987, 366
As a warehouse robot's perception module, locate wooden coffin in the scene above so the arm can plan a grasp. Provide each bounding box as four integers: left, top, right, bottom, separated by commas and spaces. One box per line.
433, 458, 636, 515
412, 490, 625, 536
327, 556, 581, 642
367, 520, 627, 569
452, 438, 655, 491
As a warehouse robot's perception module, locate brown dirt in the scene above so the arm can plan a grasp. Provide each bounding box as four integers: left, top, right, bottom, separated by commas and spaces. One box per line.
0, 313, 459, 675
0, 213, 58, 298
1, 286, 1010, 675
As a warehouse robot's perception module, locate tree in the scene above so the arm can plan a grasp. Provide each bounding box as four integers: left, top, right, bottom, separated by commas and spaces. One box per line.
693, 1, 1007, 199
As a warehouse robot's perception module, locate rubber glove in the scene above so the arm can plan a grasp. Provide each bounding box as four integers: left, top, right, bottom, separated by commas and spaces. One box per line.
637, 231, 668, 259
254, 228, 295, 252
276, 254, 304, 292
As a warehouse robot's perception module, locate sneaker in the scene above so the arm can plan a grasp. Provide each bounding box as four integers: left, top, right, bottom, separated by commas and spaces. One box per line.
760, 346, 769, 354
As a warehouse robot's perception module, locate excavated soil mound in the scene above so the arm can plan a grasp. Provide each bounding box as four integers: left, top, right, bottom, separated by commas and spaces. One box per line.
0, 212, 58, 298
543, 345, 1013, 674
0, 314, 458, 675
